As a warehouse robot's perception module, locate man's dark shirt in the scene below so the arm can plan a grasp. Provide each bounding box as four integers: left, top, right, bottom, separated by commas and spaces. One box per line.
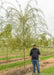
30, 48, 40, 60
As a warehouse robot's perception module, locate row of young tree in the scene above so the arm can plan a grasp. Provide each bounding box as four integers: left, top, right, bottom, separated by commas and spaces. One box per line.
0, 0, 54, 51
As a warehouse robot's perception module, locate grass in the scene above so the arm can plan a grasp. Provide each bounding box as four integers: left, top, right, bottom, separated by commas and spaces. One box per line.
0, 54, 54, 71
41, 66, 54, 73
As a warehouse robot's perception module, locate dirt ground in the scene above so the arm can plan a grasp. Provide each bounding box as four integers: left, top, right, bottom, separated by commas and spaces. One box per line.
0, 57, 54, 75
25, 57, 54, 75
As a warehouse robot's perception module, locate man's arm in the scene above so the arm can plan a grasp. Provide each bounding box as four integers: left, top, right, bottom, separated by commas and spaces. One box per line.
38, 55, 40, 62
29, 56, 32, 61
29, 50, 32, 61
38, 49, 40, 62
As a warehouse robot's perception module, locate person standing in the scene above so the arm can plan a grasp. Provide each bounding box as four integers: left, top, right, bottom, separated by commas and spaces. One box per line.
30, 45, 40, 75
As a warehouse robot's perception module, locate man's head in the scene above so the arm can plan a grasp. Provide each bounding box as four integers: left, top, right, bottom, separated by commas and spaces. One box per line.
33, 45, 36, 49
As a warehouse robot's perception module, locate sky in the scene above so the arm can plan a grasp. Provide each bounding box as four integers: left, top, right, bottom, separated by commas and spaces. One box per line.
38, 0, 54, 37
2, 0, 54, 37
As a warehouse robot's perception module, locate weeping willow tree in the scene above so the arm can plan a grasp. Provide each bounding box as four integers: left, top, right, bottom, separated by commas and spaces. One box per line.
0, 0, 48, 68
0, 0, 48, 47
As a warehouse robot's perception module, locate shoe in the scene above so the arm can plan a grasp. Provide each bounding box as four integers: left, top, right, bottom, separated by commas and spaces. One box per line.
32, 73, 36, 75
38, 73, 40, 75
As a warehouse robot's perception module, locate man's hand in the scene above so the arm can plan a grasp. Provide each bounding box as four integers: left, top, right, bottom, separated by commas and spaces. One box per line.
39, 58, 40, 62
29, 56, 32, 61
39, 55, 40, 62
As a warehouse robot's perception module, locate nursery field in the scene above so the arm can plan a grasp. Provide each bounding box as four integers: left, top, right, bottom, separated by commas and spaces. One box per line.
0, 47, 54, 75
0, 47, 54, 59
0, 47, 54, 64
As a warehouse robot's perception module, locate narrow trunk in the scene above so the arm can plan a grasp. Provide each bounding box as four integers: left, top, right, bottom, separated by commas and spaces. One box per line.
24, 48, 25, 69
6, 45, 8, 63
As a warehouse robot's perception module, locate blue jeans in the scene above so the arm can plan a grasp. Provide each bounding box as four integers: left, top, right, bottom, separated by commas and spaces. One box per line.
32, 60, 40, 73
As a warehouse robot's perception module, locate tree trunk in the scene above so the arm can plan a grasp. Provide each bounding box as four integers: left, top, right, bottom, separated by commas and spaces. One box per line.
6, 45, 8, 63
24, 48, 25, 69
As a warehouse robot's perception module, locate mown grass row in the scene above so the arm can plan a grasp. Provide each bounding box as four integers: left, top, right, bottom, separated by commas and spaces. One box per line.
0, 54, 54, 71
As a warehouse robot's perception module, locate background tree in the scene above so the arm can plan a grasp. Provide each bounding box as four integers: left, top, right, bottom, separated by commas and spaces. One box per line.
0, 24, 12, 62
